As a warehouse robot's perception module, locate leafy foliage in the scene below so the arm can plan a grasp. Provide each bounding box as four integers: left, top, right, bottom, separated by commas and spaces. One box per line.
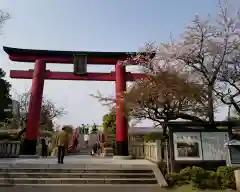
78, 124, 89, 134
91, 123, 97, 133
102, 111, 116, 147
0, 10, 11, 122
0, 68, 12, 122
62, 125, 73, 134
166, 166, 235, 190
102, 111, 116, 135
216, 166, 236, 189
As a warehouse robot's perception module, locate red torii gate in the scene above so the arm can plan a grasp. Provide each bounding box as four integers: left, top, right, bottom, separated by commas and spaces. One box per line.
3, 46, 148, 157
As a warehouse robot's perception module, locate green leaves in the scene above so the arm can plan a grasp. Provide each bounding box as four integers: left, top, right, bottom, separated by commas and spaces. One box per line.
102, 111, 116, 135
0, 68, 12, 122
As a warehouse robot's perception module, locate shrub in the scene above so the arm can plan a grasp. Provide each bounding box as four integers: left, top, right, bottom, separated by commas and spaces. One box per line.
193, 170, 219, 189
165, 166, 235, 190
165, 167, 192, 187
189, 166, 207, 188
166, 172, 188, 187
179, 166, 192, 182
216, 166, 236, 189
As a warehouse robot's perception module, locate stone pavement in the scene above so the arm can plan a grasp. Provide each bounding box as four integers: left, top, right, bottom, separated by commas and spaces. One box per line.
0, 155, 155, 168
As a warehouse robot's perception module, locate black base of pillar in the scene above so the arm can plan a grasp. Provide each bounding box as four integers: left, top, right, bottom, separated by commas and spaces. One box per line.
20, 139, 37, 155
115, 140, 128, 156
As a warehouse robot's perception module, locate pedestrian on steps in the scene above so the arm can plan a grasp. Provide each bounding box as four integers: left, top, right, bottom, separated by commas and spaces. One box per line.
74, 138, 78, 149
84, 134, 89, 149
91, 140, 100, 156
56, 127, 69, 164
41, 136, 48, 157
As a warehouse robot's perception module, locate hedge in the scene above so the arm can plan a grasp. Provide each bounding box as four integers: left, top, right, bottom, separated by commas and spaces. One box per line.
165, 166, 236, 190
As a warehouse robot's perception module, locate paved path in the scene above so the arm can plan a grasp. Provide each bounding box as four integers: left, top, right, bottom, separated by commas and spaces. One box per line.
0, 155, 154, 166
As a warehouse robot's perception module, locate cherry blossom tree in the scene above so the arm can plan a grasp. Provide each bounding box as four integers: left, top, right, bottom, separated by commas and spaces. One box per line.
125, 68, 208, 135
94, 1, 240, 128
130, 0, 240, 123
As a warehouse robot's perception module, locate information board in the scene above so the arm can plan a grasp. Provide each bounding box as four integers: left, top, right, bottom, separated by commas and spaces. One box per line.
173, 132, 202, 161
201, 132, 229, 160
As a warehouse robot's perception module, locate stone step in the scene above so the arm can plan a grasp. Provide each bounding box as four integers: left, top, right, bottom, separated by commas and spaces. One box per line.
0, 177, 158, 185
0, 172, 155, 178
0, 184, 161, 188
79, 152, 91, 155
0, 168, 154, 173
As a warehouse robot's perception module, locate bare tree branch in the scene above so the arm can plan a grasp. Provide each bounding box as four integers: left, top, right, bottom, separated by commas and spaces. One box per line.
0, 10, 10, 34
15, 91, 67, 131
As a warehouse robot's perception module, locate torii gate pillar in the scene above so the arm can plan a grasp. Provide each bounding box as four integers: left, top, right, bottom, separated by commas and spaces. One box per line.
22, 60, 46, 155
115, 63, 128, 156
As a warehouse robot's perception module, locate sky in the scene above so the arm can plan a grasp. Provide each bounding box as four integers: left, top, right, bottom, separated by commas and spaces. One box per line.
0, 0, 238, 127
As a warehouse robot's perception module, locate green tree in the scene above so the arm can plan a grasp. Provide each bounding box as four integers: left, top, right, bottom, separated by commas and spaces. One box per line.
0, 68, 12, 122
0, 10, 11, 123
102, 111, 116, 139
62, 125, 73, 134
102, 111, 116, 147
79, 124, 89, 134
91, 123, 98, 133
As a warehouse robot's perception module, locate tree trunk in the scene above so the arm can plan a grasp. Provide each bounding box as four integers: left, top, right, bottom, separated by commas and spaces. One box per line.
161, 122, 168, 160
207, 84, 215, 124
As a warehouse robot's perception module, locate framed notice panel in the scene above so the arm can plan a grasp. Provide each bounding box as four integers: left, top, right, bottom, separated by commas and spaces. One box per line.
201, 132, 229, 161
173, 132, 203, 161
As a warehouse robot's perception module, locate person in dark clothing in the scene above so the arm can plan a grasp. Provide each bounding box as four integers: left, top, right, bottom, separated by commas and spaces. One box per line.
112, 142, 116, 155
74, 138, 78, 149
41, 137, 48, 157
91, 141, 100, 156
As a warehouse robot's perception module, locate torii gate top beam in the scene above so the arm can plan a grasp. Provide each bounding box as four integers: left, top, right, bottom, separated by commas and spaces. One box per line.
3, 46, 139, 65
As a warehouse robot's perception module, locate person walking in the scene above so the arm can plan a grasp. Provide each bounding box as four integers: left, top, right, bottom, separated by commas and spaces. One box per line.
91, 140, 100, 156
41, 137, 48, 157
84, 133, 89, 149
73, 138, 78, 149
56, 127, 68, 164
100, 133, 105, 154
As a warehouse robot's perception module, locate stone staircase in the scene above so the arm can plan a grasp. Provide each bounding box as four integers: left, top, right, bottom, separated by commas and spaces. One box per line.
0, 167, 158, 186
68, 147, 91, 155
